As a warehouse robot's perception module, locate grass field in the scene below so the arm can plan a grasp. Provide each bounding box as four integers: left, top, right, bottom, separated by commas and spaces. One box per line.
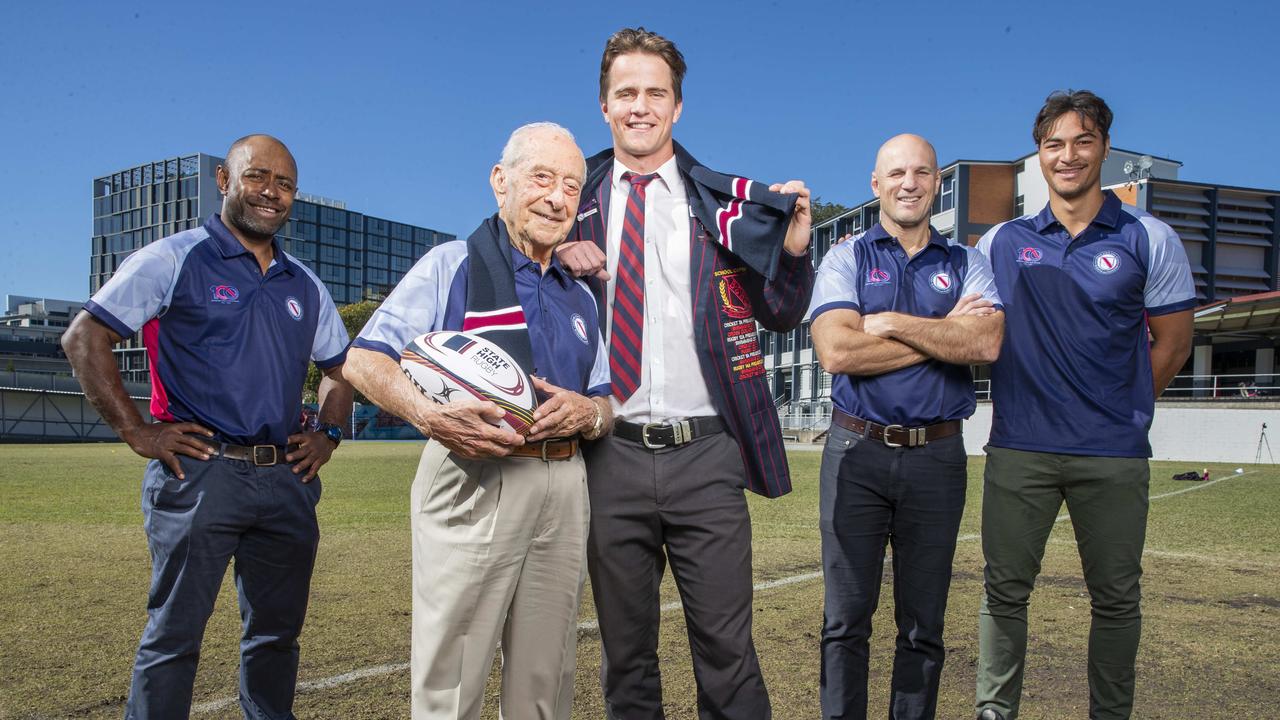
1, 442, 1277, 719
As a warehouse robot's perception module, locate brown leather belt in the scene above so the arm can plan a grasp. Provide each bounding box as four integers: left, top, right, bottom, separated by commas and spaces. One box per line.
508, 437, 579, 461
831, 409, 961, 448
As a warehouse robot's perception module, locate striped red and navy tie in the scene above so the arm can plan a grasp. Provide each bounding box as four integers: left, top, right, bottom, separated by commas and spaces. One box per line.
609, 172, 658, 401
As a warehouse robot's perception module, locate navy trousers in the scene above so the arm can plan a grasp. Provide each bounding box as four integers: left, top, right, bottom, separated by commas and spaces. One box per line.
125, 454, 321, 720
819, 423, 967, 720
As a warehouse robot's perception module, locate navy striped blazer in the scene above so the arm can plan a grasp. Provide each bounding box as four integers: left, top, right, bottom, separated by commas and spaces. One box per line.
568, 143, 815, 498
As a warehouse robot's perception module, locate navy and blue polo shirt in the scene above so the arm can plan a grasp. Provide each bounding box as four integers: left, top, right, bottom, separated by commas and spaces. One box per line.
85, 214, 349, 447
977, 190, 1196, 457
353, 240, 609, 397
807, 224, 1002, 427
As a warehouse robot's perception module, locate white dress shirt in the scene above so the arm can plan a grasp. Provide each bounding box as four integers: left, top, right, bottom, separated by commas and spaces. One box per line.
606, 156, 716, 424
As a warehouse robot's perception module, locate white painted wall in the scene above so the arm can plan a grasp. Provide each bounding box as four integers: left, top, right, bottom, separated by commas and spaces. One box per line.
961, 404, 1278, 464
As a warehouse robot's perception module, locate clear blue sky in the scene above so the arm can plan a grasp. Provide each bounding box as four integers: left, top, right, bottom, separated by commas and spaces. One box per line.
2, 0, 1277, 301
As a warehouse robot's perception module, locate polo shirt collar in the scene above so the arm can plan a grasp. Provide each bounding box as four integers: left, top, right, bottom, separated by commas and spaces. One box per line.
864, 222, 949, 251
204, 214, 291, 274
509, 240, 573, 288
1032, 189, 1122, 234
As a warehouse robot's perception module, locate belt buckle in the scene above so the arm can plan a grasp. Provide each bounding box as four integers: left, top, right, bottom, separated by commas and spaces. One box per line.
672, 419, 692, 446
911, 427, 928, 448
881, 424, 904, 448
641, 422, 666, 450
252, 445, 278, 466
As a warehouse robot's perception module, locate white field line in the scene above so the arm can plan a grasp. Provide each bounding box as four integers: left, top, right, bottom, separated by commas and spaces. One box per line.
192, 469, 1257, 714
1044, 538, 1280, 570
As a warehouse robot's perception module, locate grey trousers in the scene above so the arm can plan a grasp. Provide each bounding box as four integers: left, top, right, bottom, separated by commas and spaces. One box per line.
584, 430, 770, 720
409, 440, 590, 720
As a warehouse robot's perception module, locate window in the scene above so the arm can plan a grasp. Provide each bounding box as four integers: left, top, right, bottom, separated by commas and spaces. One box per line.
392, 256, 412, 273
1014, 194, 1025, 216
367, 252, 388, 269
367, 236, 388, 253
393, 240, 413, 257
321, 245, 345, 264
932, 173, 956, 214
759, 331, 772, 356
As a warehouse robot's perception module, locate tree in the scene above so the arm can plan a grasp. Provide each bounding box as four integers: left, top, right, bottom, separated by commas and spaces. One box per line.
810, 196, 851, 226
303, 299, 382, 403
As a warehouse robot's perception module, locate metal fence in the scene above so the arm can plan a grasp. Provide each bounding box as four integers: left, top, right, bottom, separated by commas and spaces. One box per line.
776, 372, 1279, 436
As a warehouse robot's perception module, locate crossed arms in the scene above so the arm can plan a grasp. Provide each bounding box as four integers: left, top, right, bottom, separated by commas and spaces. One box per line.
812, 293, 1005, 376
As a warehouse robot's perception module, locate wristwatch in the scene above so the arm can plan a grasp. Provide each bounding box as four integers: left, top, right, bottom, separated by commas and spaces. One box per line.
317, 422, 344, 447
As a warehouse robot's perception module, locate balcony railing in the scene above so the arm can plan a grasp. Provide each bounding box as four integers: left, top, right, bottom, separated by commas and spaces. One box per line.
778, 372, 1278, 433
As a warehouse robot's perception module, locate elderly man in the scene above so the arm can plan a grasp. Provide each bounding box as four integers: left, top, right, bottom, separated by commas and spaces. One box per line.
63, 134, 353, 719
344, 122, 611, 720
809, 134, 1004, 719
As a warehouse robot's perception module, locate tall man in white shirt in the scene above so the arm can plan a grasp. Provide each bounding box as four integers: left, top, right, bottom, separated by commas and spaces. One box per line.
556, 27, 815, 719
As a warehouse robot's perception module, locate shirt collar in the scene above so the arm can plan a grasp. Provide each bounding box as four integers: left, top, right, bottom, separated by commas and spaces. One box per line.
204, 214, 290, 273
1033, 189, 1122, 234
863, 222, 949, 250
611, 154, 680, 194
509, 241, 573, 288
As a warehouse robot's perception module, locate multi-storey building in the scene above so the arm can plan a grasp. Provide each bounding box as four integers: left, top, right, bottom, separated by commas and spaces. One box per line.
91, 153, 455, 382
0, 295, 84, 376
763, 149, 1280, 417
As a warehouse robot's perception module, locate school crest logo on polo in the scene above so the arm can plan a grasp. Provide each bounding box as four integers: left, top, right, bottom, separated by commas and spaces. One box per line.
1094, 251, 1121, 274
285, 296, 304, 321
570, 313, 589, 344
209, 284, 240, 304
929, 271, 953, 294
866, 268, 891, 286
1016, 247, 1043, 265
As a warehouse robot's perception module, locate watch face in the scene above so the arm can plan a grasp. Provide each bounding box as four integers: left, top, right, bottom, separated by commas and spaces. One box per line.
323, 425, 342, 444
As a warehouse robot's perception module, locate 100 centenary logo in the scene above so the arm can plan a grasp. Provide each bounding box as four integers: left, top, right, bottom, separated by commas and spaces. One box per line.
209, 284, 240, 304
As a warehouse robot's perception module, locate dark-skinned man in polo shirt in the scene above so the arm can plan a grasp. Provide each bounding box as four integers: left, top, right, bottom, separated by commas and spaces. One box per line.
974, 91, 1194, 720
63, 134, 353, 720
809, 134, 1004, 720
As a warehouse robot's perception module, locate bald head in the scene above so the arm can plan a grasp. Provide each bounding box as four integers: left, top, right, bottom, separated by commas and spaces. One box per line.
874, 134, 937, 177
224, 134, 296, 178
216, 134, 298, 242
870, 134, 940, 233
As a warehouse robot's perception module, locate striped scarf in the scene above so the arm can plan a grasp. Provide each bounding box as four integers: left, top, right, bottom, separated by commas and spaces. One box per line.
461, 214, 537, 376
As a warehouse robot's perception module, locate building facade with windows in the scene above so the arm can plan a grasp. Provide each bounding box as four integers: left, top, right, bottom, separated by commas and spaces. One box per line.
91, 153, 455, 382
762, 149, 1280, 418
0, 295, 85, 377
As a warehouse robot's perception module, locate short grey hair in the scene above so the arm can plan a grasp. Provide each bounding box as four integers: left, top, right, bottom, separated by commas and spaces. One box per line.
499, 122, 585, 177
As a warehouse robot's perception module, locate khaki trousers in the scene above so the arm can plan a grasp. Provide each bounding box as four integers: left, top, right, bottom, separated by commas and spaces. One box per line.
410, 440, 589, 720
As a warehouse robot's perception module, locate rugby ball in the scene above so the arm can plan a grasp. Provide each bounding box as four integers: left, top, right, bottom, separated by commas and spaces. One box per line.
400, 331, 537, 435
